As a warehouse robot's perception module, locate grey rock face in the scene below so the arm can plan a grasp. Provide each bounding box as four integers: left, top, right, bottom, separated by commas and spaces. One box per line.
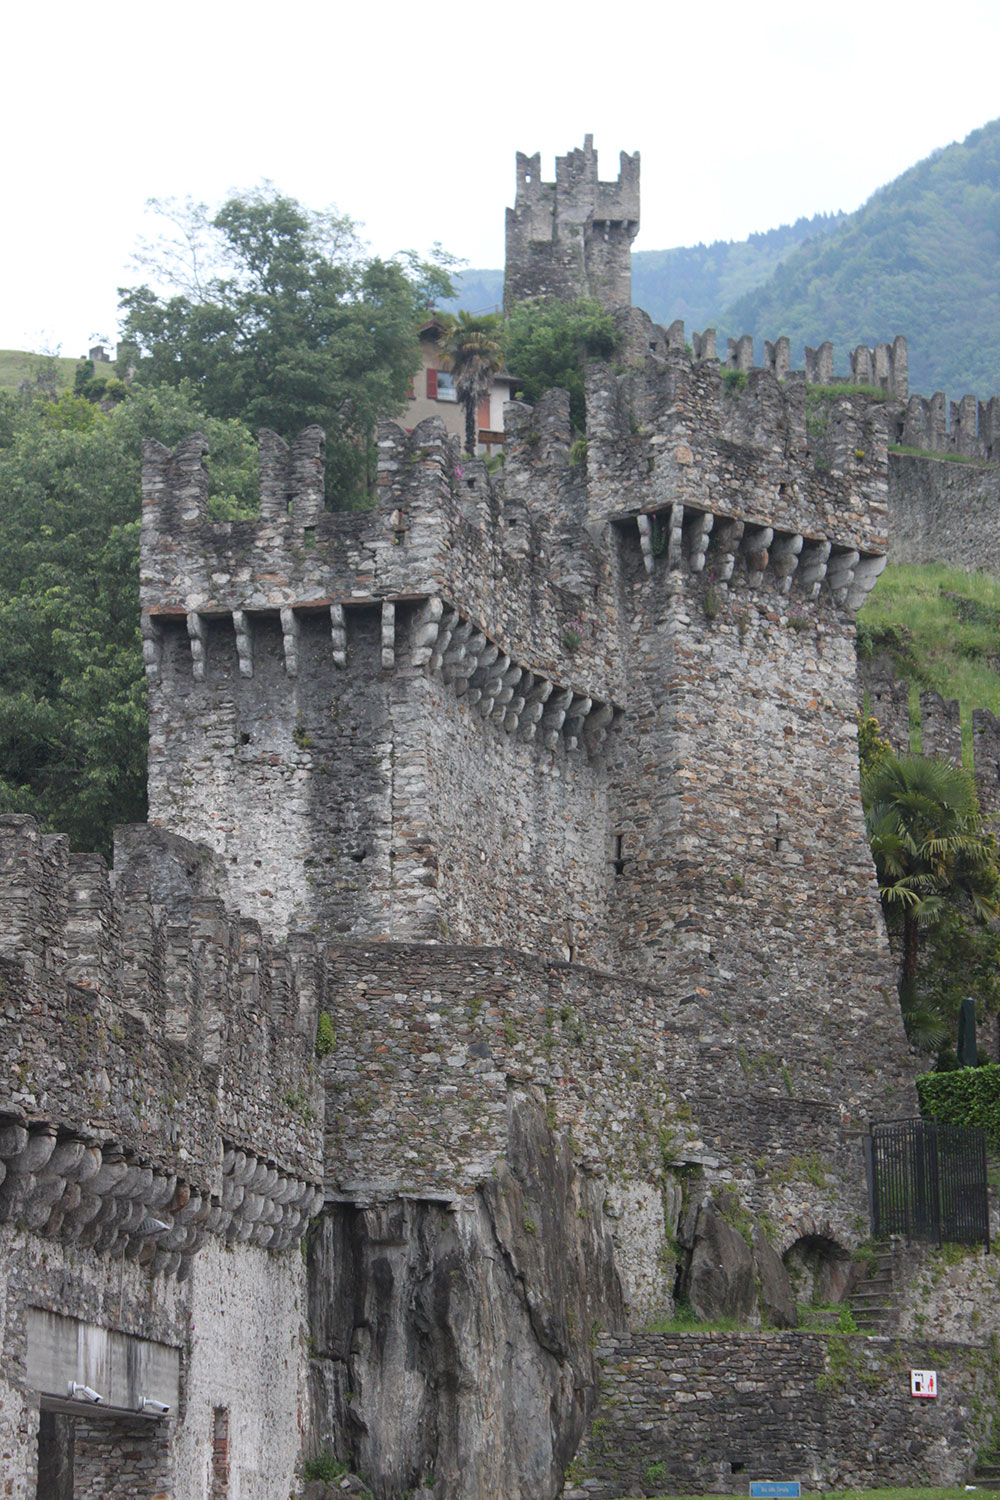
309, 1095, 625, 1500
682, 1199, 756, 1322
753, 1225, 797, 1329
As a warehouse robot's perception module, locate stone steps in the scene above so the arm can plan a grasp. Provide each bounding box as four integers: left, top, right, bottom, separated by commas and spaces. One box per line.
846, 1243, 895, 1333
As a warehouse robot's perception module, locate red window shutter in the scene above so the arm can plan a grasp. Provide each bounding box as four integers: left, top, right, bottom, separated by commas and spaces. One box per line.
426, 368, 438, 399
408, 377, 415, 399
477, 398, 490, 428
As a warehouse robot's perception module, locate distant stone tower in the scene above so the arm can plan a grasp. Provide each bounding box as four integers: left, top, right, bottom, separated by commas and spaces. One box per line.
503, 134, 639, 312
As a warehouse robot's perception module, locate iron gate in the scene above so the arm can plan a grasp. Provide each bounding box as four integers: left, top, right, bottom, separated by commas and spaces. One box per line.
867, 1118, 989, 1248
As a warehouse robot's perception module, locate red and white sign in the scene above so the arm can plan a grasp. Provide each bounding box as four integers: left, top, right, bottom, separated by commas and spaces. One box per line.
911, 1369, 938, 1398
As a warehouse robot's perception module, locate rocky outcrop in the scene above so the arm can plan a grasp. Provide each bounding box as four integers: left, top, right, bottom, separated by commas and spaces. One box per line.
753, 1225, 797, 1328
677, 1198, 796, 1328
308, 1093, 626, 1500
680, 1197, 757, 1321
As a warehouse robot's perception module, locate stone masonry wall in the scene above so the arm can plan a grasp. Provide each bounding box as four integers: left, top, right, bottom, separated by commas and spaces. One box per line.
889, 450, 1000, 575
319, 939, 908, 1327
0, 1225, 309, 1500
0, 815, 321, 1499
571, 1331, 991, 1496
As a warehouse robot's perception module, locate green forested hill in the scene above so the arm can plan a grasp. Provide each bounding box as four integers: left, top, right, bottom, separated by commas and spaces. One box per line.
726, 120, 1000, 398
628, 214, 842, 330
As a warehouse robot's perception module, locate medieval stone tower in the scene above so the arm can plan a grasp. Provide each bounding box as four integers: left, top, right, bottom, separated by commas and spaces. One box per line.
503, 134, 640, 312
3, 141, 994, 1500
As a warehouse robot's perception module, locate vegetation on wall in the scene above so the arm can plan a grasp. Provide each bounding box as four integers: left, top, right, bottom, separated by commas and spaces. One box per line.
857, 563, 1000, 762
504, 297, 617, 432
917, 1064, 1000, 1148
858, 563, 1000, 1064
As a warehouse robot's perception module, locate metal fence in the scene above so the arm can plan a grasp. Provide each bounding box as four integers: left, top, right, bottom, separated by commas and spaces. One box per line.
866, 1117, 989, 1248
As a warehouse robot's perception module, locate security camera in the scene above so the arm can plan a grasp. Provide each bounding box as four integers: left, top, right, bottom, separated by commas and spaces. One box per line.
69, 1382, 103, 1403
140, 1397, 171, 1416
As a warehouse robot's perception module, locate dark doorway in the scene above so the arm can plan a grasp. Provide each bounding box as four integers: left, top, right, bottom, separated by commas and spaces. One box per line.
36, 1410, 74, 1500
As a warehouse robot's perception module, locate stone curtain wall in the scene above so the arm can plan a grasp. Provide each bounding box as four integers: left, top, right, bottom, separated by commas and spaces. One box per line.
571, 1331, 990, 1497
0, 814, 321, 1500
888, 451, 1000, 575
320, 940, 892, 1302
0, 816, 323, 1191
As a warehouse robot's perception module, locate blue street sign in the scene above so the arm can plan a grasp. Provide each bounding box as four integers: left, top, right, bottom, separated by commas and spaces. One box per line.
750, 1484, 801, 1498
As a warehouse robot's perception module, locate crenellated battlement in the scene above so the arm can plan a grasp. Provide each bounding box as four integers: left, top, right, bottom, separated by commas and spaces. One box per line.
140, 322, 899, 949
0, 815, 323, 1275
897, 389, 1000, 461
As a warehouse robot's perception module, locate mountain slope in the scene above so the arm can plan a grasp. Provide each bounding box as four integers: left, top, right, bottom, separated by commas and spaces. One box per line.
726, 120, 1000, 398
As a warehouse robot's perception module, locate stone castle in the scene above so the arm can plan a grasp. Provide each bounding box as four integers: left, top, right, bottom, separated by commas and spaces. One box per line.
2, 139, 1000, 1500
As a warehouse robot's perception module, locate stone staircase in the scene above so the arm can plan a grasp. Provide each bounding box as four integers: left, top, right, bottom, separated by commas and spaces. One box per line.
846, 1242, 896, 1332
972, 1460, 1000, 1491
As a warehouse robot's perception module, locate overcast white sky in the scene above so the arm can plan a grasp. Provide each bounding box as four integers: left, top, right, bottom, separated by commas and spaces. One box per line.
5, 0, 1000, 355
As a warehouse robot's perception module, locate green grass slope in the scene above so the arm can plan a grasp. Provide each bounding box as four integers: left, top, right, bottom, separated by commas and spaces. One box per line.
726, 119, 1000, 399
0, 349, 79, 394
857, 563, 1000, 760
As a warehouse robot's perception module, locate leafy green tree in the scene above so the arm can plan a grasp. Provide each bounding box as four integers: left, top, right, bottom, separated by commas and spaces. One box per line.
504, 297, 617, 432
861, 751, 1000, 1050
439, 312, 504, 455
119, 187, 454, 505
0, 384, 257, 857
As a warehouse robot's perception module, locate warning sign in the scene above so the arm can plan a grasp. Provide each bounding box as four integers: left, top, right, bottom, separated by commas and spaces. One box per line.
911, 1369, 938, 1398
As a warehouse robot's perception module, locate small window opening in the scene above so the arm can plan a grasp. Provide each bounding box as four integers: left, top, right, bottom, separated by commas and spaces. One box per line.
730, 1462, 746, 1475
239, 732, 251, 745
525, 173, 532, 183
303, 527, 316, 551
467, 478, 475, 490
613, 834, 626, 876
211, 1406, 230, 1500
774, 813, 785, 852
349, 848, 367, 863
286, 498, 294, 515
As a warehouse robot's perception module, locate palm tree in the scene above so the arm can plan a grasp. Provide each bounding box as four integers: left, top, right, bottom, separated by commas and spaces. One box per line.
862, 753, 1000, 1011
439, 312, 504, 456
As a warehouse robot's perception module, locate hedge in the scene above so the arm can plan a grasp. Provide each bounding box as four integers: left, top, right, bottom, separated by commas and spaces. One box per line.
916, 1063, 1000, 1150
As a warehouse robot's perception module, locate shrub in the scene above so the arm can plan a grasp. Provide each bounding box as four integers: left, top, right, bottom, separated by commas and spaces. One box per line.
917, 1063, 1000, 1149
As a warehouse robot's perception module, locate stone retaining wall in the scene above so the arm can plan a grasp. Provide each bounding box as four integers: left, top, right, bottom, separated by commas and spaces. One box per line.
570, 1330, 991, 1497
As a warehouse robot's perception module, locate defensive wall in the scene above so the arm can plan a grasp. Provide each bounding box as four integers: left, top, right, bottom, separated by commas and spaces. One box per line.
0, 814, 323, 1499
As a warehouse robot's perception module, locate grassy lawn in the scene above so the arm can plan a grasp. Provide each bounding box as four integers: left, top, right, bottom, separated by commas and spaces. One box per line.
857, 562, 1000, 763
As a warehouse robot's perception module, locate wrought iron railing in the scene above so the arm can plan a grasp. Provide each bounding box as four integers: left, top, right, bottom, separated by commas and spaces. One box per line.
866, 1117, 989, 1248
